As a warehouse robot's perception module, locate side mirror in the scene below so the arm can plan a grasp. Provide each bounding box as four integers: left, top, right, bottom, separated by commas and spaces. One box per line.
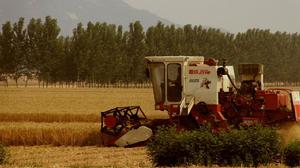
217, 67, 227, 77
217, 58, 228, 77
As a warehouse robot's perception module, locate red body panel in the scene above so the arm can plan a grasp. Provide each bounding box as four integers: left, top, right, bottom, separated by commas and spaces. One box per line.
207, 104, 221, 113
218, 89, 295, 126
263, 93, 289, 110
294, 104, 300, 121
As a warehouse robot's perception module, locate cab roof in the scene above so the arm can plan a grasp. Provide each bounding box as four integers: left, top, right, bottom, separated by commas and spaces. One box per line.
145, 56, 204, 63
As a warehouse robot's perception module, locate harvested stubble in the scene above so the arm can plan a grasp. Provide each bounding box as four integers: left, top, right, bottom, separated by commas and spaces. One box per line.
0, 122, 101, 146
5, 146, 152, 167
3, 146, 285, 168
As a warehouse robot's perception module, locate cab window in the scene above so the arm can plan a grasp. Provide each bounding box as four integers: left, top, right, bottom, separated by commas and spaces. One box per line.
167, 63, 182, 102
148, 63, 165, 104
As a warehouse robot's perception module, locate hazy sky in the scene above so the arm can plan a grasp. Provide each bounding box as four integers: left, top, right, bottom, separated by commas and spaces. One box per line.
124, 0, 300, 33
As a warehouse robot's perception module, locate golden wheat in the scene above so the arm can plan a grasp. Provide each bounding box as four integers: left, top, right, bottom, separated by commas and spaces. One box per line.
0, 122, 101, 146
0, 113, 99, 122
0, 87, 167, 121
0, 88, 168, 146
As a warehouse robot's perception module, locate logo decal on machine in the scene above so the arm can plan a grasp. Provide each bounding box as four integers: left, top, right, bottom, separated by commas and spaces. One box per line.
189, 69, 210, 75
200, 78, 211, 89
189, 79, 199, 83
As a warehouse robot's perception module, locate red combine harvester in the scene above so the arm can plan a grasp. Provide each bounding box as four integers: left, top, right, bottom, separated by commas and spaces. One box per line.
100, 56, 300, 146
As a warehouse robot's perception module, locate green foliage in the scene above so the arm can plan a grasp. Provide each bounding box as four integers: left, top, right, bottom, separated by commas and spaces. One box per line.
216, 126, 281, 167
147, 126, 217, 166
1, 17, 300, 86
283, 140, 300, 167
147, 125, 282, 167
0, 143, 9, 164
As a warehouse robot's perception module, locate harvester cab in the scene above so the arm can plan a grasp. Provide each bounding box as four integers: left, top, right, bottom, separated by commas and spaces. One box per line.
145, 56, 235, 129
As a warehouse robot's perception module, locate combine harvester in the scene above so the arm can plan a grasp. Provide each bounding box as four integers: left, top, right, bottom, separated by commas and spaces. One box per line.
100, 56, 300, 147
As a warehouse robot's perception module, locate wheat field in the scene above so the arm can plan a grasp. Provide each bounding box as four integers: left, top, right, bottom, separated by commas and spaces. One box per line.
0, 87, 168, 167
0, 87, 298, 167
0, 88, 168, 146
0, 122, 101, 146
0, 87, 166, 121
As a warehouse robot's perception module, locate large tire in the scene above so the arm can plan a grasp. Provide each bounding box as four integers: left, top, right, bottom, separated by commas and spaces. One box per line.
194, 101, 209, 115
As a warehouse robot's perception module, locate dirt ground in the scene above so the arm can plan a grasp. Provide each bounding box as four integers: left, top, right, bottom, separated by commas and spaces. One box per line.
2, 146, 152, 167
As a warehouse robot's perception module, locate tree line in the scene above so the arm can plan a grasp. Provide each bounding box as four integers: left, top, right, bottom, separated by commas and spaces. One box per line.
0, 16, 299, 86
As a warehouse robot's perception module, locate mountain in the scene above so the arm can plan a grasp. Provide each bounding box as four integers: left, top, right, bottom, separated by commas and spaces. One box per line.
0, 0, 174, 35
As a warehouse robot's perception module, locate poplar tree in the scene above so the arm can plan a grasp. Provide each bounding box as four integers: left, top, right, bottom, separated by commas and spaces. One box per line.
126, 21, 146, 82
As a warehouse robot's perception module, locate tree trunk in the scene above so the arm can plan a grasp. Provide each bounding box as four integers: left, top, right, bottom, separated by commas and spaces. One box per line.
15, 78, 18, 88
5, 77, 8, 87
25, 78, 28, 88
